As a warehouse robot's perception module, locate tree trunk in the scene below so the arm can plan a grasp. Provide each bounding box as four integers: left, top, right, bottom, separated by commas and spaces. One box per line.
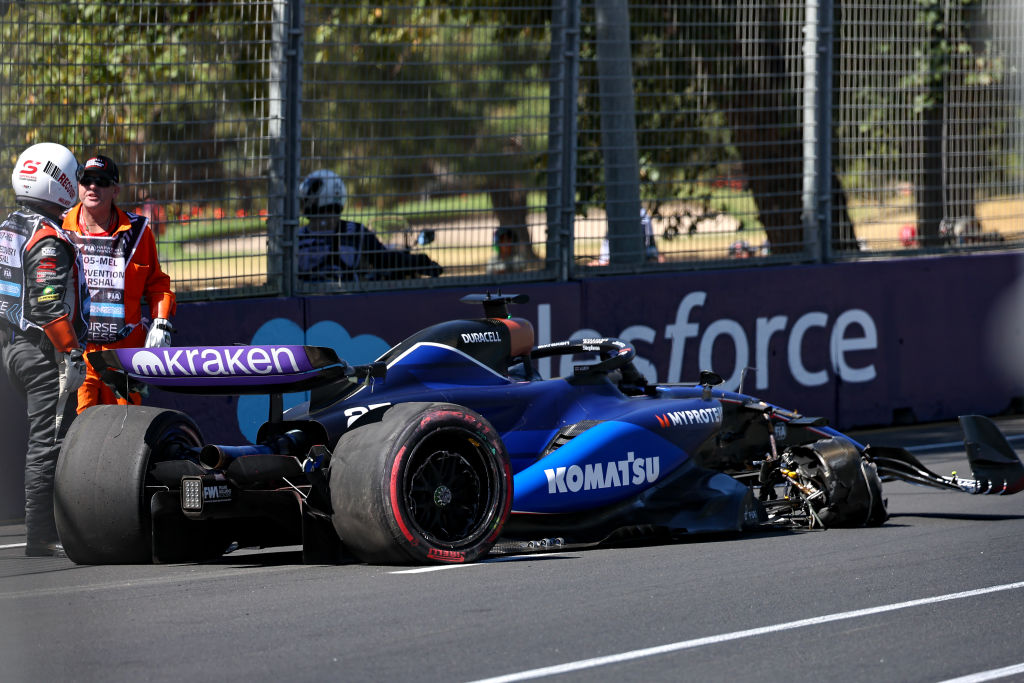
487, 136, 540, 268
704, 1, 857, 255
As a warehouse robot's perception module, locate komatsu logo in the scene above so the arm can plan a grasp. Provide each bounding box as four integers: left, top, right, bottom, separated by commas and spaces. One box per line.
655, 406, 722, 428
461, 331, 501, 343
544, 452, 660, 494
130, 347, 302, 377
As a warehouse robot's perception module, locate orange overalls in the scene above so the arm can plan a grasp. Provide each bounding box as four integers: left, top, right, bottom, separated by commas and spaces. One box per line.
63, 204, 176, 412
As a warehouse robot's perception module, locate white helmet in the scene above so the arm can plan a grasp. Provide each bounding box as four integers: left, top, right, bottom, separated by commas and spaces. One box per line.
11, 142, 81, 220
299, 169, 347, 216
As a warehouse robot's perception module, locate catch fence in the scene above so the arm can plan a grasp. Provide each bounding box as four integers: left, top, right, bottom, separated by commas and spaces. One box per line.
1, 0, 1021, 300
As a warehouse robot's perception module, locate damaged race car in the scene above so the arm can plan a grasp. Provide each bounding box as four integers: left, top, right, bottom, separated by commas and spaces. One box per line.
54, 294, 1024, 565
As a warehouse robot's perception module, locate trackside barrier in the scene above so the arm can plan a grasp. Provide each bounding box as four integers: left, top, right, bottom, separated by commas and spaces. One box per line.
2, 255, 1021, 519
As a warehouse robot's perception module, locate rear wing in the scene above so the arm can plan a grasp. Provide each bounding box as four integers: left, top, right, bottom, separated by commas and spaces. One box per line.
89, 345, 386, 396
868, 414, 1024, 495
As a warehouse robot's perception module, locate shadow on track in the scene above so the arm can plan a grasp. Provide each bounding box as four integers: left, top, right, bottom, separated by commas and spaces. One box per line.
888, 512, 1024, 522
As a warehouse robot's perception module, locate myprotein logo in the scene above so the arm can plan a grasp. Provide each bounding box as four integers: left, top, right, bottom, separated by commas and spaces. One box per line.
130, 346, 303, 377
544, 452, 660, 494
656, 406, 722, 428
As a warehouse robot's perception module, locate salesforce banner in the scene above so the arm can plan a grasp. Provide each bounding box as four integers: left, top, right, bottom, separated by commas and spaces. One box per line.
2, 253, 1022, 519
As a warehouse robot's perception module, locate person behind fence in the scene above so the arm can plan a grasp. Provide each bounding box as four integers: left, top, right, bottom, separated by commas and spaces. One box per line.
134, 187, 167, 238
297, 169, 442, 282
62, 154, 176, 412
1, 142, 90, 557
592, 207, 664, 266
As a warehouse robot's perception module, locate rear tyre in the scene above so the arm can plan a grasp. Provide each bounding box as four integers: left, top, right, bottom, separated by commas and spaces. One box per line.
330, 402, 512, 565
55, 405, 203, 564
792, 438, 888, 527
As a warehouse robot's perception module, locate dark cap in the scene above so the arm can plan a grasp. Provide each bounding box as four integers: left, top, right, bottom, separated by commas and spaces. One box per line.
80, 155, 119, 184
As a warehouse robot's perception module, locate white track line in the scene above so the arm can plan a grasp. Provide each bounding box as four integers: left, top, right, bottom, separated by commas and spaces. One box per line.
938, 663, 1024, 683
392, 564, 484, 574
468, 580, 1024, 683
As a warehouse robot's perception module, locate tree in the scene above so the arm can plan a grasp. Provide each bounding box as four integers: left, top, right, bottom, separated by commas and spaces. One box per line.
574, 1, 858, 255
1, 2, 275, 205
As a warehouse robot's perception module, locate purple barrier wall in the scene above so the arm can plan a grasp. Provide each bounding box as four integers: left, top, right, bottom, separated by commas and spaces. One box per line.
3, 253, 1022, 519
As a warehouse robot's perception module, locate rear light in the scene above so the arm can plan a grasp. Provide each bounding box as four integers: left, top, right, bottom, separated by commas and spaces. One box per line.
180, 474, 232, 512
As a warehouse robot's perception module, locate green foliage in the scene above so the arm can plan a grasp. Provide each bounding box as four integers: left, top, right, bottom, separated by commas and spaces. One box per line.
2, 2, 269, 145
833, 0, 1015, 196
1, 0, 1016, 235
573, 1, 739, 212
301, 1, 551, 209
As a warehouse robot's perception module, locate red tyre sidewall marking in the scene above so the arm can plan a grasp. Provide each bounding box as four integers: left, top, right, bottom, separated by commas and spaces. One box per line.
485, 459, 514, 544
427, 547, 466, 563
389, 445, 418, 547
388, 408, 511, 562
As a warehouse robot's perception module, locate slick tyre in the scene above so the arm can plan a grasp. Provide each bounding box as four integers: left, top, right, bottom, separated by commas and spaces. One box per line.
54, 405, 204, 564
330, 402, 512, 565
797, 438, 888, 528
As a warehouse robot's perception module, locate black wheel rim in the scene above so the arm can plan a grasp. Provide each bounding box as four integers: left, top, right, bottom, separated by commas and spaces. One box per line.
403, 427, 497, 546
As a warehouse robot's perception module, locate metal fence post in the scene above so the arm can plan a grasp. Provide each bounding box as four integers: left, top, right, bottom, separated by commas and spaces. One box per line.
547, 0, 580, 282
595, 0, 642, 266
817, 0, 834, 262
803, 0, 833, 263
268, 0, 303, 296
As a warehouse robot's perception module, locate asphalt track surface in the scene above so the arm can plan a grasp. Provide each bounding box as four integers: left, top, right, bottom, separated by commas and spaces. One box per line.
2, 417, 1024, 683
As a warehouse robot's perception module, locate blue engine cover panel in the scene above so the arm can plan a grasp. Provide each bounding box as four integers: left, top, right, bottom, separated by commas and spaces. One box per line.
381, 342, 511, 389
513, 419, 698, 513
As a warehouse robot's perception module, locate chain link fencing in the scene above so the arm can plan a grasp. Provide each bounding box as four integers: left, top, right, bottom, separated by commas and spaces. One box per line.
1, 0, 1020, 301
833, 0, 1024, 255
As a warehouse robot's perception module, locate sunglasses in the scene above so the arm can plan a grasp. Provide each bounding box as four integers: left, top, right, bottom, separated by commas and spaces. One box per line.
79, 175, 114, 188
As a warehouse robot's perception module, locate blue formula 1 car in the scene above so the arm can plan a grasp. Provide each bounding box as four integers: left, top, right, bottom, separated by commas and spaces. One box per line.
54, 294, 1024, 565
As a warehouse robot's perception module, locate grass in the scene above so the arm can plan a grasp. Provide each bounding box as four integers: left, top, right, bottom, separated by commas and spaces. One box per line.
159, 188, 1023, 291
